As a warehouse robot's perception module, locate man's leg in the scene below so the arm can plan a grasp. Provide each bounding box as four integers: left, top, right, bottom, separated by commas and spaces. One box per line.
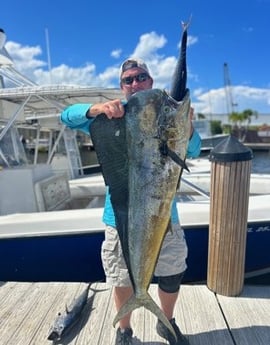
114, 286, 133, 329
101, 226, 134, 344
154, 222, 189, 345
158, 272, 184, 318
158, 288, 178, 320
156, 273, 189, 345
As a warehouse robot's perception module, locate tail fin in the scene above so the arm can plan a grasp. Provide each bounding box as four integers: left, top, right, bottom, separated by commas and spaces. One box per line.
113, 292, 176, 340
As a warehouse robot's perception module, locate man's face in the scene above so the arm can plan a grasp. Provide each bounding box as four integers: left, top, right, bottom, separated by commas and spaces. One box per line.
120, 67, 153, 99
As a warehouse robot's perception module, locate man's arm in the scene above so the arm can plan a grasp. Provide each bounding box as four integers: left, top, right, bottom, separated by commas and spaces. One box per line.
60, 103, 92, 135
187, 130, 201, 158
186, 106, 201, 158
60, 99, 125, 135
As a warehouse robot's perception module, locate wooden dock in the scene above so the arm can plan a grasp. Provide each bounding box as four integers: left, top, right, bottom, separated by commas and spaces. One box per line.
0, 282, 269, 345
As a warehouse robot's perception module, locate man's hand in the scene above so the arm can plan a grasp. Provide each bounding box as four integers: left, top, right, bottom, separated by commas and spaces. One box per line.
88, 99, 125, 119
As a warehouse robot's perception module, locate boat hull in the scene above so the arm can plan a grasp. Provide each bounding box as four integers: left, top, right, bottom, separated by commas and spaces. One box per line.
1, 221, 269, 284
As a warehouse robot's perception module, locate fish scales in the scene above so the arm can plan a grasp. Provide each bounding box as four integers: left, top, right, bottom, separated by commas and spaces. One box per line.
126, 89, 190, 290
112, 89, 190, 337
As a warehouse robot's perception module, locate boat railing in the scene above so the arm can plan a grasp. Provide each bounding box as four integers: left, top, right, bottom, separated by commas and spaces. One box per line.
180, 177, 210, 199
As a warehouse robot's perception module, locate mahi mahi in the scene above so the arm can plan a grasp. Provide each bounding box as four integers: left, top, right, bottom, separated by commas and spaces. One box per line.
90, 21, 191, 339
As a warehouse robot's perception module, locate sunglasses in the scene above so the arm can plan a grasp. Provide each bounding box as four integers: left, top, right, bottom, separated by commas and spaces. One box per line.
121, 73, 150, 85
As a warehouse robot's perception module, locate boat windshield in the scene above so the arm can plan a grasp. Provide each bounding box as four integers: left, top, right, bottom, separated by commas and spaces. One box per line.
0, 125, 28, 167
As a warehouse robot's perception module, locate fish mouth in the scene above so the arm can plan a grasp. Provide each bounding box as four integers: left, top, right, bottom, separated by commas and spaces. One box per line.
47, 331, 60, 341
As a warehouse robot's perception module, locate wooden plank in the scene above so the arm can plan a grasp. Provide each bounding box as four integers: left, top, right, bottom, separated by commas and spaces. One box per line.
29, 282, 87, 345
0, 282, 43, 344
175, 285, 234, 345
0, 282, 269, 345
0, 282, 32, 319
217, 285, 270, 345
9, 283, 67, 345
75, 282, 114, 345
2, 282, 79, 345
0, 281, 25, 309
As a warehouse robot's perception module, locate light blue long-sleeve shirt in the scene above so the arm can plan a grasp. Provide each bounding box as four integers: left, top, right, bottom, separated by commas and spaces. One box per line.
61, 102, 201, 227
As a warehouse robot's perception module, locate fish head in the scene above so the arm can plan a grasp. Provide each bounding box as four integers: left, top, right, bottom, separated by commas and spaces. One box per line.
47, 313, 65, 341
48, 324, 64, 341
126, 88, 191, 158
156, 89, 191, 144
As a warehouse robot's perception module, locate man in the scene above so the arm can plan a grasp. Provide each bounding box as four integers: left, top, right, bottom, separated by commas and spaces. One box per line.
61, 58, 201, 345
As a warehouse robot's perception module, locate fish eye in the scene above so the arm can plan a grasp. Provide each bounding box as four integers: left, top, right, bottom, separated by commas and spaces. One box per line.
162, 105, 171, 113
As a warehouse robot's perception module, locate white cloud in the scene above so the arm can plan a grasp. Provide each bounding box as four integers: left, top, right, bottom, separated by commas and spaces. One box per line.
34, 63, 97, 85
3, 33, 270, 115
131, 31, 167, 59
111, 49, 122, 59
5, 41, 46, 81
187, 35, 198, 46
192, 86, 270, 115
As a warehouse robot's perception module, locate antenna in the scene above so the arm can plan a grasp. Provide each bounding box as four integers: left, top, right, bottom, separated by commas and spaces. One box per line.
45, 28, 52, 83
223, 62, 237, 116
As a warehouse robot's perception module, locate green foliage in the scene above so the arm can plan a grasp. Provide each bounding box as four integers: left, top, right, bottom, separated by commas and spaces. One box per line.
210, 120, 223, 135
228, 109, 259, 141
229, 109, 258, 128
222, 124, 232, 134
197, 113, 206, 119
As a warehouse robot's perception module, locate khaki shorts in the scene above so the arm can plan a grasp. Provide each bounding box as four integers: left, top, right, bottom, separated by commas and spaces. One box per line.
101, 224, 188, 287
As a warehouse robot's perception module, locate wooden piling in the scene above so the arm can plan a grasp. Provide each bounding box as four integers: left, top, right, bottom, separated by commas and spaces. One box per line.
207, 135, 253, 296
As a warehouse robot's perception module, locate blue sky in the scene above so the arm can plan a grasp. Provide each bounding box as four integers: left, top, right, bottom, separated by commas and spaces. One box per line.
1, 0, 270, 117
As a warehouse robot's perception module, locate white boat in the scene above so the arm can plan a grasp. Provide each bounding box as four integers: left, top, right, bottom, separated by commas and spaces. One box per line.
192, 119, 229, 151
1, 33, 269, 284
0, 156, 269, 283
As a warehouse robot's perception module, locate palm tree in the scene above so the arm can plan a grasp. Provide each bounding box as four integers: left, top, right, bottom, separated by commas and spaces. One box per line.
242, 109, 258, 126
229, 109, 258, 141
